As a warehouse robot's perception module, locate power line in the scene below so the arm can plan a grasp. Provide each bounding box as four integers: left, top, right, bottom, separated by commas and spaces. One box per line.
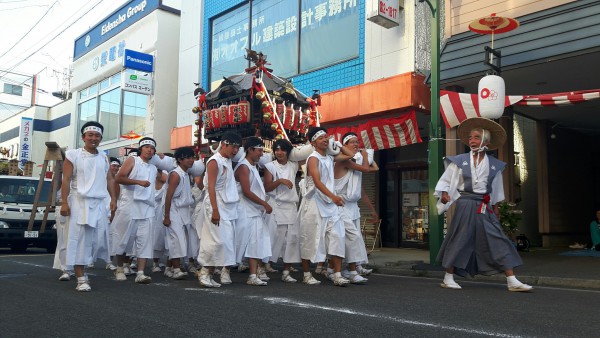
0, 0, 59, 60
0, 0, 104, 81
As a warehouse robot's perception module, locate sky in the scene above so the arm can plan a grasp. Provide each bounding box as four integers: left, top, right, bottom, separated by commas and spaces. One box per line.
0, 0, 129, 101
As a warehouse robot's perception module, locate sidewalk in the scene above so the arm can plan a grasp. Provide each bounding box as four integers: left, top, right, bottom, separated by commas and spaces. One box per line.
367, 247, 600, 290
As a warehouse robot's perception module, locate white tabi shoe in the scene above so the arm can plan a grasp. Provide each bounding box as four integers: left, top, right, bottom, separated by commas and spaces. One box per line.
440, 281, 462, 289
220, 268, 232, 285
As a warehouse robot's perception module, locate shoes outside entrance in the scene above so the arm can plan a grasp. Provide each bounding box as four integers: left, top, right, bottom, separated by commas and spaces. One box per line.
220, 268, 232, 285
115, 268, 127, 281
135, 274, 152, 284
302, 275, 321, 285
171, 270, 186, 280
281, 273, 297, 283
332, 276, 350, 287
349, 273, 368, 284
508, 283, 533, 292
105, 263, 117, 271
440, 281, 462, 290
356, 265, 373, 276
247, 275, 267, 286
58, 272, 70, 281
76, 282, 91, 292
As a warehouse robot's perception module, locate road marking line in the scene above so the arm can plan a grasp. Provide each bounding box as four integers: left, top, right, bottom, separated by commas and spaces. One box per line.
185, 287, 229, 294
261, 297, 527, 338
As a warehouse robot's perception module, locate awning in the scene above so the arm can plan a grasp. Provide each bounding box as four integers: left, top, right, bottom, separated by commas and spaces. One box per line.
440, 89, 600, 128
328, 111, 422, 151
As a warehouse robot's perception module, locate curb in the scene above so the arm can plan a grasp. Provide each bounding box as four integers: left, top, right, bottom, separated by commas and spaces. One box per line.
372, 264, 600, 291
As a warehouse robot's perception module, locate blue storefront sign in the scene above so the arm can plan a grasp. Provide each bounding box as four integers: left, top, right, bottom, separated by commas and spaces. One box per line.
123, 49, 154, 72
73, 0, 160, 61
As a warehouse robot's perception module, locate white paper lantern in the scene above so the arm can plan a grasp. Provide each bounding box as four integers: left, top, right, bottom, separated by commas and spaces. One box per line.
478, 75, 505, 119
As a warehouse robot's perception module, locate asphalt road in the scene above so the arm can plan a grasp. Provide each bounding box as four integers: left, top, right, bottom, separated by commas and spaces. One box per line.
0, 250, 596, 338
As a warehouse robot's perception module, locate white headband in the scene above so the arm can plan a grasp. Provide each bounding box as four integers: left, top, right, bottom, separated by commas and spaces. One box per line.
311, 130, 327, 142
83, 126, 102, 135
139, 139, 156, 148
110, 161, 120, 166
343, 134, 358, 145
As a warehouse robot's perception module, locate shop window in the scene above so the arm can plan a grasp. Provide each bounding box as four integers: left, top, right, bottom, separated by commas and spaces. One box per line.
88, 84, 98, 96
99, 88, 121, 142
401, 169, 429, 247
122, 91, 147, 137
76, 72, 148, 148
77, 98, 98, 147
99, 78, 110, 91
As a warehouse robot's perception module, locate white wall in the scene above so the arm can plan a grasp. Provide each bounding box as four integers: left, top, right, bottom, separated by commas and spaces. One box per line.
364, 0, 415, 82
70, 10, 180, 153
152, 10, 181, 152
176, 0, 203, 133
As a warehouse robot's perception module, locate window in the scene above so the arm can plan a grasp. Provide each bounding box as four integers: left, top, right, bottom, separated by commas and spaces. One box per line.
210, 4, 250, 88
3, 83, 23, 96
77, 71, 148, 147
99, 88, 121, 141
299, 0, 359, 73
122, 91, 147, 136
208, 0, 359, 87
78, 98, 98, 146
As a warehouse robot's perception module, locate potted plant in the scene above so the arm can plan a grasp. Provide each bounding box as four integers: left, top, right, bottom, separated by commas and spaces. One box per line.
498, 201, 522, 238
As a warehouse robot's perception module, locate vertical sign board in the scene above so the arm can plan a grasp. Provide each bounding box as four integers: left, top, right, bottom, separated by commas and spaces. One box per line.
367, 0, 402, 29
122, 49, 154, 94
19, 117, 33, 171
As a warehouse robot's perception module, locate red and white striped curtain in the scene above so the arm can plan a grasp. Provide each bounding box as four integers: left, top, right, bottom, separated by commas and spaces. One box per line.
440, 89, 600, 128
328, 111, 422, 151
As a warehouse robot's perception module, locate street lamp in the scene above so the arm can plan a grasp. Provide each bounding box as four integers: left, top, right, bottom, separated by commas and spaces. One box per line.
419, 0, 444, 264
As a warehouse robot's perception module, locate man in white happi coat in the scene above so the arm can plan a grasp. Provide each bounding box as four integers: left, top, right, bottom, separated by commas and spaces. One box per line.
53, 159, 73, 282
333, 132, 379, 284
151, 168, 168, 274
163, 147, 205, 280
197, 131, 242, 288
61, 121, 117, 292
112, 137, 161, 284
298, 127, 356, 286
263, 139, 312, 283
103, 157, 121, 271
233, 136, 273, 286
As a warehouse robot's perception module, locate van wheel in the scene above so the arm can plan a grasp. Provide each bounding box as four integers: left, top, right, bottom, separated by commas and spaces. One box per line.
10, 246, 27, 253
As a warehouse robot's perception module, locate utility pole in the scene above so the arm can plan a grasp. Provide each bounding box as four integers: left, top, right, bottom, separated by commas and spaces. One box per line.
420, 0, 444, 264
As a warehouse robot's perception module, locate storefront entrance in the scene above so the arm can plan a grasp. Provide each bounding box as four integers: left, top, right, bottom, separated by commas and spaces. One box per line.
382, 166, 429, 248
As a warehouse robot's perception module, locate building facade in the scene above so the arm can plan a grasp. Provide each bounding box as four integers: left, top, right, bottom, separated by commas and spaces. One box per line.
440, 0, 600, 246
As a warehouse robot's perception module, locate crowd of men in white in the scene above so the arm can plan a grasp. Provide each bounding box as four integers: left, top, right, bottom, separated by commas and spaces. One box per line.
54, 121, 379, 292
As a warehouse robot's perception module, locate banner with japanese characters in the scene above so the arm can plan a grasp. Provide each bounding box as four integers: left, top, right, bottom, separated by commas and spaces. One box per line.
18, 117, 33, 171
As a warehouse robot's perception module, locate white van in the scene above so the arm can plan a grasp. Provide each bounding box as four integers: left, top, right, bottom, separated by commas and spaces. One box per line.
0, 175, 57, 253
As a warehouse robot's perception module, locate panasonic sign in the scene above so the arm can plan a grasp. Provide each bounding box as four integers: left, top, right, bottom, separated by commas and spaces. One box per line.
123, 49, 154, 72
